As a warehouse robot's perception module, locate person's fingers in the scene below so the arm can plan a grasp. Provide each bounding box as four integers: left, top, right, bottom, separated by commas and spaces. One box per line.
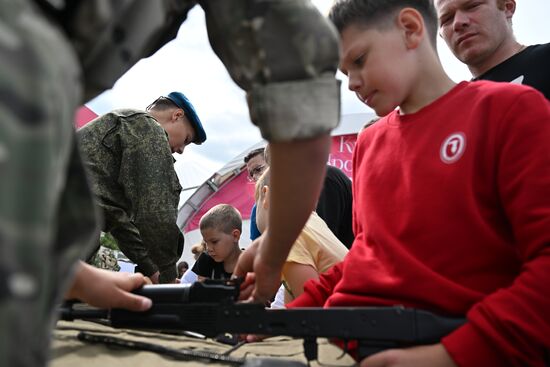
250, 287, 271, 304
237, 272, 255, 300
122, 273, 147, 290
112, 292, 152, 312
107, 273, 152, 311
241, 272, 256, 288
239, 283, 254, 301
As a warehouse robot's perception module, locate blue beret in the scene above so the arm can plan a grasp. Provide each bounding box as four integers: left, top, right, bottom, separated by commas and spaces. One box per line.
166, 92, 207, 144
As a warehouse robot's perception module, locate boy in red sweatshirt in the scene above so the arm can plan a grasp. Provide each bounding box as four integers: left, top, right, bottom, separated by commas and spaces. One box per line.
287, 1, 550, 366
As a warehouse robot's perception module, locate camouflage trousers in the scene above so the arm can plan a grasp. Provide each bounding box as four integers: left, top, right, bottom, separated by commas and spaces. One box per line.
0, 0, 98, 366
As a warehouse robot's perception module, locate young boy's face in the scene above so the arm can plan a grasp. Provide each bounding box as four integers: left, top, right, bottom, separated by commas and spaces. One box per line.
201, 227, 240, 263
339, 23, 414, 117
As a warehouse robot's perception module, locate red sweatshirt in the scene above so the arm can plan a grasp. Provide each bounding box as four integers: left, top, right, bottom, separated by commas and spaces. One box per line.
289, 81, 550, 366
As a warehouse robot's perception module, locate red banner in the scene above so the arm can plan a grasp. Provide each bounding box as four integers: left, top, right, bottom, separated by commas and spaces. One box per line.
327, 134, 356, 178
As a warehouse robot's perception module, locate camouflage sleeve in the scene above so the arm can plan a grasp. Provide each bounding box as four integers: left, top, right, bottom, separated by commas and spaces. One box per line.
104, 205, 159, 277
201, 0, 341, 142
1, 0, 98, 364
118, 117, 182, 283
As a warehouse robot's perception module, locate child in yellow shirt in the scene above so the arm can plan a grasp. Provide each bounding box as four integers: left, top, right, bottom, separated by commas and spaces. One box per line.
255, 168, 348, 303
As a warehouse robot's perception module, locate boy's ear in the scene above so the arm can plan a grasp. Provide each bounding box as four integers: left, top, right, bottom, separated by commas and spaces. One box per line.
397, 8, 424, 50
232, 228, 241, 241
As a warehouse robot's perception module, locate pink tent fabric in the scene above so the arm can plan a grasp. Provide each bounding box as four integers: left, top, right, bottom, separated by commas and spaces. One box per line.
183, 134, 357, 232
75, 105, 98, 128
186, 172, 255, 231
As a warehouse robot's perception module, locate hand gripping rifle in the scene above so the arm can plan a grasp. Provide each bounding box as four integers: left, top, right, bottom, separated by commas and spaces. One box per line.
59, 279, 465, 362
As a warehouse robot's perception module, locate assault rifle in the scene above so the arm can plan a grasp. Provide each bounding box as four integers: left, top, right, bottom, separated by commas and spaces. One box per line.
59, 279, 465, 362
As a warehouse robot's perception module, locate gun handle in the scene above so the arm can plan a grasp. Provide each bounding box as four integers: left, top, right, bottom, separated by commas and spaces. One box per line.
303, 338, 318, 361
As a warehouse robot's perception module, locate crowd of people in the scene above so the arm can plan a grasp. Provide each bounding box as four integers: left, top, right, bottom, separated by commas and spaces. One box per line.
1, 0, 549, 366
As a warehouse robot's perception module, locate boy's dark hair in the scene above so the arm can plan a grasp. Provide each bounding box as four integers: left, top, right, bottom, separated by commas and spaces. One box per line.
244, 147, 265, 164
329, 0, 438, 48
200, 204, 242, 234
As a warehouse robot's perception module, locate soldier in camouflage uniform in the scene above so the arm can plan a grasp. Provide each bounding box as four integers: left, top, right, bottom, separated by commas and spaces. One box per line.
2, 0, 340, 365
78, 92, 206, 284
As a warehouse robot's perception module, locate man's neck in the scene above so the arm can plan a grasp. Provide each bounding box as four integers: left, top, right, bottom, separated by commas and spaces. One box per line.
469, 41, 525, 78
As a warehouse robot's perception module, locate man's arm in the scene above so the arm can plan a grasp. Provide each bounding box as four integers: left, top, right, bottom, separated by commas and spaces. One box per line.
251, 136, 330, 300
202, 0, 341, 302
118, 117, 183, 283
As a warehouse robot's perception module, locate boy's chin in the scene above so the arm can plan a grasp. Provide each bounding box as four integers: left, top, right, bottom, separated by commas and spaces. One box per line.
372, 105, 394, 117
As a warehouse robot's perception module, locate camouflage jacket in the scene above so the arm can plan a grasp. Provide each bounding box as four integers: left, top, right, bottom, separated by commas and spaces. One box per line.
77, 109, 183, 283
1, 0, 99, 365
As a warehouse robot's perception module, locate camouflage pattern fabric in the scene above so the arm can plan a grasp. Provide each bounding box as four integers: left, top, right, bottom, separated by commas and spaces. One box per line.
0, 0, 99, 365
89, 246, 121, 272
201, 0, 342, 141
43, 0, 341, 142
78, 109, 183, 283
51, 320, 355, 367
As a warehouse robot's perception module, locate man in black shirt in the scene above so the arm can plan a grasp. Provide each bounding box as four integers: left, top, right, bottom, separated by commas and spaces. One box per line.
316, 166, 354, 249
436, 0, 550, 99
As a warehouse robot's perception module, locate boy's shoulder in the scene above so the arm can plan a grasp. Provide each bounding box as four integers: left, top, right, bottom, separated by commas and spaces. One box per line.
449, 80, 550, 115
461, 80, 548, 119
423, 80, 545, 117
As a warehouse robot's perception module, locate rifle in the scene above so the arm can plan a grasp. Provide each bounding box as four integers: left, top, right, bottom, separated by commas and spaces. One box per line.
59, 279, 465, 362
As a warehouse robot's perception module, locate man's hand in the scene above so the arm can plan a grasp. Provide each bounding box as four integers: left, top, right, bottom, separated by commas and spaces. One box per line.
65, 261, 152, 311
235, 135, 331, 303
233, 233, 283, 303
360, 344, 457, 367
233, 240, 259, 300
149, 271, 160, 284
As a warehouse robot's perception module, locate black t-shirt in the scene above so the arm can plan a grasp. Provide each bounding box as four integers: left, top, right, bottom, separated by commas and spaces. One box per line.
191, 252, 232, 280
316, 165, 354, 249
474, 43, 550, 101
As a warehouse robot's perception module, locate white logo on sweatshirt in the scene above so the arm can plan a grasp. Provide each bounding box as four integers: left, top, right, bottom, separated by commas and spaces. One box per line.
440, 133, 466, 164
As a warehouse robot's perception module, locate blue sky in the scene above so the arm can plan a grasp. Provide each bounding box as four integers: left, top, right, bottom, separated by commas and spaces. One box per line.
87, 0, 550, 192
